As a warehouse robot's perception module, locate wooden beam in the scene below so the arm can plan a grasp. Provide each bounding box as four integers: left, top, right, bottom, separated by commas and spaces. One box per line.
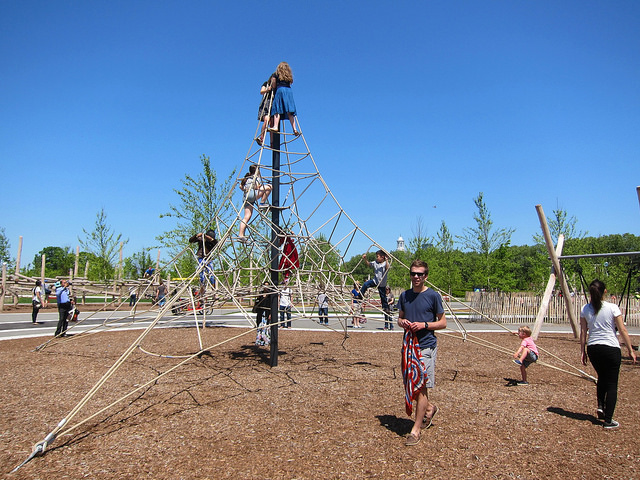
14, 236, 23, 276
74, 246, 79, 278
532, 234, 564, 340
536, 205, 579, 337
0, 262, 6, 312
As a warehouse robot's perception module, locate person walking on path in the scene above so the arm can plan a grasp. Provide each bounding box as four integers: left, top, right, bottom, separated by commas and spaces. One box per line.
55, 280, 73, 337
398, 260, 447, 446
128, 285, 137, 307
351, 282, 365, 328
384, 285, 395, 330
156, 281, 167, 307
32, 280, 43, 324
279, 281, 292, 328
317, 288, 329, 325
580, 279, 636, 429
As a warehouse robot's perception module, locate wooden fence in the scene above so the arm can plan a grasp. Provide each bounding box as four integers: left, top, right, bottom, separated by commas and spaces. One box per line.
464, 291, 640, 328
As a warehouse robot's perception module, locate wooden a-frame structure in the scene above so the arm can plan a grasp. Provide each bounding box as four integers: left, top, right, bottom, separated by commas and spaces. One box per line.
532, 188, 640, 340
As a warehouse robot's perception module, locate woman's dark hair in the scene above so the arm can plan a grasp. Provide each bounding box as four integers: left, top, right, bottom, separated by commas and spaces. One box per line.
35, 280, 41, 286
589, 279, 606, 313
241, 165, 258, 188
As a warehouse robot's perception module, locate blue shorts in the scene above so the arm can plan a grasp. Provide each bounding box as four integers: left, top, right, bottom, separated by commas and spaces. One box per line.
523, 351, 538, 367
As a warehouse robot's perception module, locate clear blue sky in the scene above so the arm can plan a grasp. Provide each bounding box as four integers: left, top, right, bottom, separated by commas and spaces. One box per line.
2, 0, 639, 267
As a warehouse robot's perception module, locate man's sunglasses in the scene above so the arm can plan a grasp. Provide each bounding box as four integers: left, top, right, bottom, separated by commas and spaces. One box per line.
409, 271, 426, 277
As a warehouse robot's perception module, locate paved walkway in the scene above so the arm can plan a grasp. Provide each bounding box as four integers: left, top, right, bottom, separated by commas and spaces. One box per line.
1, 308, 638, 341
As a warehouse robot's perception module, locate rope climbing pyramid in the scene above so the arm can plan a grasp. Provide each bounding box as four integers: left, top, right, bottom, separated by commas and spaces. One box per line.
13, 113, 603, 472
13, 112, 408, 472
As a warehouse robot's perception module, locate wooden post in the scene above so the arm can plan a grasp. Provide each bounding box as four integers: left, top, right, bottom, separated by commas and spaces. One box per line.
156, 249, 161, 272
637, 186, 640, 212
536, 205, 579, 337
118, 242, 124, 281
249, 255, 254, 289
74, 246, 79, 278
14, 236, 23, 276
41, 254, 47, 306
532, 234, 565, 340
0, 262, 6, 312
84, 260, 89, 278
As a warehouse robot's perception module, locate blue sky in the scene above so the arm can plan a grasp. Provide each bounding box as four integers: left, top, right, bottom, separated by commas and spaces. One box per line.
1, 1, 639, 267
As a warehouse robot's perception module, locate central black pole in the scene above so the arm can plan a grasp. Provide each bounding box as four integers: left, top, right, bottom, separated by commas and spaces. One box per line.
269, 127, 281, 367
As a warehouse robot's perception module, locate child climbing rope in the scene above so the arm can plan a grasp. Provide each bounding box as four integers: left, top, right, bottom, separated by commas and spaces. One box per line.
360, 250, 390, 315
238, 165, 272, 241
268, 62, 299, 136
256, 71, 276, 146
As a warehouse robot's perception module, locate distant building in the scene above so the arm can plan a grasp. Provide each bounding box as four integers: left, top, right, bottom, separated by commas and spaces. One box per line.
397, 235, 405, 252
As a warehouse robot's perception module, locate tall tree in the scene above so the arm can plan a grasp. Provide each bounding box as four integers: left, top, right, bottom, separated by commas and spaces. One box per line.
31, 246, 74, 277
434, 220, 461, 295
79, 209, 129, 282
457, 192, 514, 289
157, 155, 237, 268
0, 227, 11, 269
123, 247, 153, 279
435, 220, 454, 253
408, 216, 431, 253
533, 206, 587, 246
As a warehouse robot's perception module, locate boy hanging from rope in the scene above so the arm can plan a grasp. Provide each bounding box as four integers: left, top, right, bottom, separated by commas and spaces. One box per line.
360, 250, 390, 316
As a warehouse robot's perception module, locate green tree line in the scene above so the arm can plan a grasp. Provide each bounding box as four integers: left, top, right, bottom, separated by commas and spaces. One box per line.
377, 233, 640, 297
4, 162, 638, 297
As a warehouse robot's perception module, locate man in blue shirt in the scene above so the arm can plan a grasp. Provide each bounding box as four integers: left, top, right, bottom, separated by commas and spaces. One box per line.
55, 280, 73, 337
398, 260, 447, 446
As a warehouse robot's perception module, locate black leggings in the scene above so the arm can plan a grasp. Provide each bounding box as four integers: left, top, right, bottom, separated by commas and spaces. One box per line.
587, 344, 621, 423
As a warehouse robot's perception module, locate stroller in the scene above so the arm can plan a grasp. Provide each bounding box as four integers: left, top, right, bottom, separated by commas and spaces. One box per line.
67, 305, 80, 322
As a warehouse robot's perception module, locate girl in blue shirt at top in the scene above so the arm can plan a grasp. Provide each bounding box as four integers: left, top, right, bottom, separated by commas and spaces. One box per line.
267, 62, 299, 136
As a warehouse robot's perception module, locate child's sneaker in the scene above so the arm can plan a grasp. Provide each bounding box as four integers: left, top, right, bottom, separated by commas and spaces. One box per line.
603, 420, 619, 429
516, 381, 529, 385
513, 359, 522, 365
596, 408, 605, 420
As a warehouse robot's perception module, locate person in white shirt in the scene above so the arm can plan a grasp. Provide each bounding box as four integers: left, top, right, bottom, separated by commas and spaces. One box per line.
279, 281, 292, 328
580, 279, 636, 429
32, 280, 43, 323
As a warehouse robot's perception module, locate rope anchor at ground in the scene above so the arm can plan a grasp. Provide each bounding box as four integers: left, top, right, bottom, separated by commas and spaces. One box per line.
12, 419, 65, 473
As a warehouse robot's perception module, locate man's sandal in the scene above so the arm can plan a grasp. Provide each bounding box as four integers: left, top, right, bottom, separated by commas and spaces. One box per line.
421, 404, 439, 429
405, 433, 421, 446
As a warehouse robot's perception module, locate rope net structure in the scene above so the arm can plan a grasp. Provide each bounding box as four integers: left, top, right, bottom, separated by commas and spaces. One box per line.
13, 116, 596, 472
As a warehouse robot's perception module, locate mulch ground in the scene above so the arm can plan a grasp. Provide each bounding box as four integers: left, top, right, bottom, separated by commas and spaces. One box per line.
1, 326, 638, 480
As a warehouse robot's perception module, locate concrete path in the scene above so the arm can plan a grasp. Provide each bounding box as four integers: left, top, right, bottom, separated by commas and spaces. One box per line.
2, 307, 638, 342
